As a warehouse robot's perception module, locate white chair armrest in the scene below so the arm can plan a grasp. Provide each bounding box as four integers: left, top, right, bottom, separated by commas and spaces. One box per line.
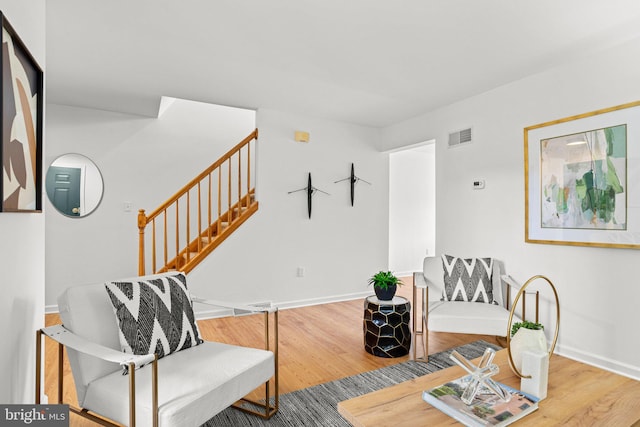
424, 277, 440, 289
501, 274, 524, 290
413, 272, 440, 289
192, 296, 278, 314
41, 325, 155, 369
412, 271, 427, 289
413, 271, 444, 303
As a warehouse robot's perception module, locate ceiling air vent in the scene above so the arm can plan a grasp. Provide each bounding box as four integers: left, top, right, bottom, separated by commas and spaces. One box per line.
448, 127, 472, 148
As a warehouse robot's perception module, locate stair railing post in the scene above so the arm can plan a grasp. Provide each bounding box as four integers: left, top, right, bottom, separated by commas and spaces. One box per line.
238, 150, 242, 209
138, 209, 147, 275
227, 159, 232, 223
246, 140, 251, 207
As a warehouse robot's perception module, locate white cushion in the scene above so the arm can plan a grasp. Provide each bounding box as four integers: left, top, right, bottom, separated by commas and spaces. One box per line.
427, 301, 518, 337
422, 256, 445, 299
58, 282, 123, 406
82, 341, 274, 427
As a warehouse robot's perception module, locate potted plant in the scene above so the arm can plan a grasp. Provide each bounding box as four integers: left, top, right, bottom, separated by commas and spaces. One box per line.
368, 271, 402, 301
510, 320, 544, 337
510, 320, 547, 372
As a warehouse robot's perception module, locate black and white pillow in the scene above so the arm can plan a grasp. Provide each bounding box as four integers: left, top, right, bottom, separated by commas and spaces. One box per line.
441, 254, 495, 304
105, 272, 203, 361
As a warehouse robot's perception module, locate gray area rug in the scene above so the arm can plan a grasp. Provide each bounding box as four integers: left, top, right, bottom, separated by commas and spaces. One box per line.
203, 340, 500, 426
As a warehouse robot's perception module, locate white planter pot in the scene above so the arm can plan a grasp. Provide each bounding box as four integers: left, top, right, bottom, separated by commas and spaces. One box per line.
510, 328, 547, 373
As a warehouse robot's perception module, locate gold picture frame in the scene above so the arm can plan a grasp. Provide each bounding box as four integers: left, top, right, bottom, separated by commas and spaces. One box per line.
524, 101, 640, 249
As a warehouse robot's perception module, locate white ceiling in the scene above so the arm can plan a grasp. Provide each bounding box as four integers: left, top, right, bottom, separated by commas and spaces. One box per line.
45, 1, 640, 128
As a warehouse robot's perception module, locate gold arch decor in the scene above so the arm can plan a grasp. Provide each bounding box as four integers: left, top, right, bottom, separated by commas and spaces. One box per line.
506, 275, 560, 379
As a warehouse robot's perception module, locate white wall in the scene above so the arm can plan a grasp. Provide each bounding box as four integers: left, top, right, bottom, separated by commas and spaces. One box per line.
389, 144, 435, 275
0, 0, 46, 403
45, 100, 255, 308
45, 104, 389, 312
188, 109, 389, 309
380, 36, 640, 379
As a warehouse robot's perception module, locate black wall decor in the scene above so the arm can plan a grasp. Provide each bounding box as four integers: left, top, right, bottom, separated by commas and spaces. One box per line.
334, 163, 371, 206
288, 172, 329, 218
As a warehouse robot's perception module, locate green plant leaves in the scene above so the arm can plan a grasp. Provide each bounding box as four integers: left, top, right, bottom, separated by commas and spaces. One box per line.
368, 271, 401, 290
510, 320, 544, 337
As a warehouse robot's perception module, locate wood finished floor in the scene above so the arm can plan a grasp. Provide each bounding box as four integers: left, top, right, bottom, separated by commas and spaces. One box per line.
42, 279, 502, 426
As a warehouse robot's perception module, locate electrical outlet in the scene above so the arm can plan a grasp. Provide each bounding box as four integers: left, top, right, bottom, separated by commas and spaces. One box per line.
297, 267, 305, 277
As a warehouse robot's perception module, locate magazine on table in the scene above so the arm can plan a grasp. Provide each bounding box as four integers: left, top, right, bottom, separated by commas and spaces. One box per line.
422, 375, 538, 426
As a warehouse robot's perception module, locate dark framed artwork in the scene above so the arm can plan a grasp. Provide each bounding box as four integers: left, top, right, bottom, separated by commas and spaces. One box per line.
0, 13, 43, 212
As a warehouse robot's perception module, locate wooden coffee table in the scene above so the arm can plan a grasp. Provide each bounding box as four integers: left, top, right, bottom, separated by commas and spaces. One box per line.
338, 349, 640, 426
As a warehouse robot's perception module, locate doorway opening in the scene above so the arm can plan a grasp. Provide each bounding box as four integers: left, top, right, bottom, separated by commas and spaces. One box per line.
388, 141, 435, 276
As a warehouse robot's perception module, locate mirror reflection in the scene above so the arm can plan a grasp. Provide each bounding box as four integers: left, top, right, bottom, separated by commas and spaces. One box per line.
45, 153, 104, 217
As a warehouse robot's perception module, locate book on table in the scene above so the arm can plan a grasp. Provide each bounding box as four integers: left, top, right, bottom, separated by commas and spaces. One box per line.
422, 376, 538, 426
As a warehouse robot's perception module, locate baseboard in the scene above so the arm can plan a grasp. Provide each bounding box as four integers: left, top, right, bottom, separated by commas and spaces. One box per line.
273, 291, 372, 311
555, 342, 640, 381
195, 306, 233, 320
394, 271, 415, 279
45, 304, 59, 314
195, 291, 372, 321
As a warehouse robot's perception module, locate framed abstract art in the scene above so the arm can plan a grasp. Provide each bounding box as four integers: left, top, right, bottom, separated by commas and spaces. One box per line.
524, 101, 640, 249
0, 13, 43, 212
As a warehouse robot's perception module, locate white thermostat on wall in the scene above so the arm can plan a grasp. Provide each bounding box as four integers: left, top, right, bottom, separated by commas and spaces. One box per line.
472, 179, 485, 189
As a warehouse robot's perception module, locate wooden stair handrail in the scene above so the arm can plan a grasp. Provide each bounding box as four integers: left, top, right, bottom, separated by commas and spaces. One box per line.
145, 129, 258, 223
138, 129, 259, 275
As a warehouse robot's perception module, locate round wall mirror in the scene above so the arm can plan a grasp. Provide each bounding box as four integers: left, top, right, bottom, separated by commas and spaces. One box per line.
45, 153, 104, 217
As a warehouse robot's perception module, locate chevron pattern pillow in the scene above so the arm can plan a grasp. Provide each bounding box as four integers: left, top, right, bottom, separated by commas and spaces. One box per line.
441, 254, 496, 304
105, 272, 203, 362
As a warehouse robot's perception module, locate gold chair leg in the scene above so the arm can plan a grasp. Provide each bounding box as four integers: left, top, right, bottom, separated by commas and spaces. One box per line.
412, 282, 418, 361
35, 329, 129, 427
232, 309, 279, 419
129, 362, 136, 427
273, 310, 279, 414
35, 330, 42, 404
57, 343, 64, 403
423, 286, 428, 362
152, 356, 158, 427
235, 380, 278, 419
412, 280, 428, 362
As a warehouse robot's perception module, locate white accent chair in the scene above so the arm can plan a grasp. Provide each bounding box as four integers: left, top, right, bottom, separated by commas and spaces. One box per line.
35, 272, 278, 427
412, 256, 522, 362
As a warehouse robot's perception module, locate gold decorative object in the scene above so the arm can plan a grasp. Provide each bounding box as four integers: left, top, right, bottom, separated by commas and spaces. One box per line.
506, 275, 560, 378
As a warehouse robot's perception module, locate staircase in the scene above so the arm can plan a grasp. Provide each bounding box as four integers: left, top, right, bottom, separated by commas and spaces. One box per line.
137, 129, 259, 275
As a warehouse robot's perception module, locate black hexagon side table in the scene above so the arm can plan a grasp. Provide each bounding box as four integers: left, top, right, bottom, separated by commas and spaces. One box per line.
363, 295, 411, 358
